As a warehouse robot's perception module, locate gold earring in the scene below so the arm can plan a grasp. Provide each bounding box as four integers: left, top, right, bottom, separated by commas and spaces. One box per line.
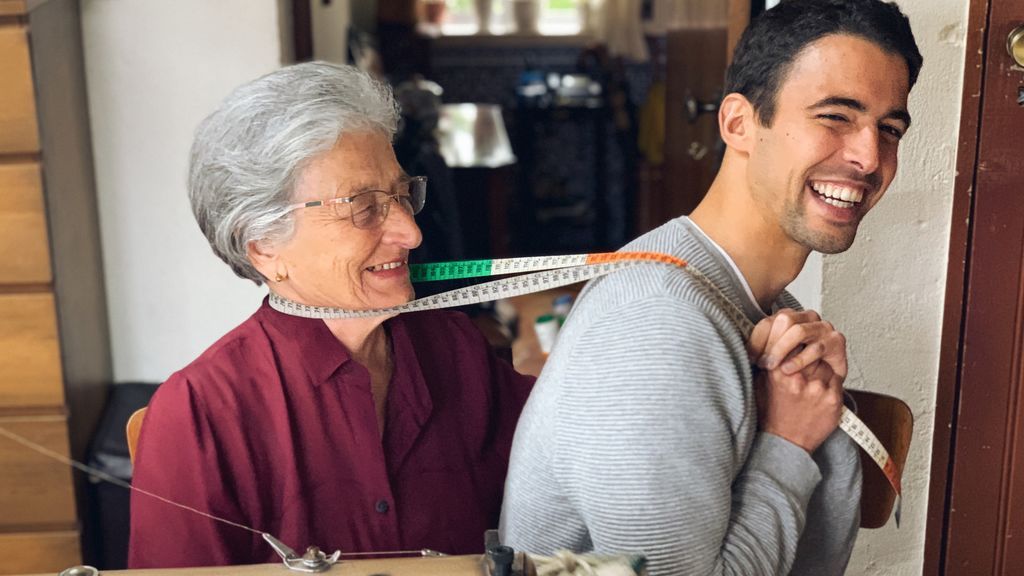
274, 272, 286, 283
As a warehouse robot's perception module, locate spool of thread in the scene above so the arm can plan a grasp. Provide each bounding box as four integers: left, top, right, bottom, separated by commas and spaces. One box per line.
487, 545, 514, 576
535, 314, 559, 355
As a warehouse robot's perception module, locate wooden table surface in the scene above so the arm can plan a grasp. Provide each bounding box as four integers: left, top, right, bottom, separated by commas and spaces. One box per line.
31, 555, 485, 576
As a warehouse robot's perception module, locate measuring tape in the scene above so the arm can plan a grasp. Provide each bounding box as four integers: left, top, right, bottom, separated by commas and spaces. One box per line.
270, 251, 902, 526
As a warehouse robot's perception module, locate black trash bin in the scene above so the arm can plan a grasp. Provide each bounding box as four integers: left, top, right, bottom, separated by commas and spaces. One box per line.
86, 382, 158, 569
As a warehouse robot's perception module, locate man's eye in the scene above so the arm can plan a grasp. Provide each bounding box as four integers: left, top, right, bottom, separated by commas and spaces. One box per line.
818, 113, 849, 123
881, 125, 905, 140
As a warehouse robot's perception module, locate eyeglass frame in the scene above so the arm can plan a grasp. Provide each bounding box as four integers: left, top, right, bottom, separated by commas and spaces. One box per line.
282, 176, 427, 229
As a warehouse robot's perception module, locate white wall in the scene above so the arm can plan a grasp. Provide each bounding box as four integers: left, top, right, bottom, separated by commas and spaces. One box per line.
785, 252, 822, 314
822, 1, 970, 573
82, 0, 283, 381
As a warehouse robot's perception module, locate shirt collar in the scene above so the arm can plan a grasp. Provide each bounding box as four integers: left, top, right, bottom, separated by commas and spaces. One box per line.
255, 296, 353, 385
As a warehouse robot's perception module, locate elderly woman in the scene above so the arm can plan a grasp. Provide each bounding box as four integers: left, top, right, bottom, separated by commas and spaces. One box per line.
128, 62, 534, 568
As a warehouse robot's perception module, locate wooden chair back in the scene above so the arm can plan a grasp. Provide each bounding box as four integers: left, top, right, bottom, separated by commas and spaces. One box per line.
126, 406, 147, 465
846, 389, 913, 529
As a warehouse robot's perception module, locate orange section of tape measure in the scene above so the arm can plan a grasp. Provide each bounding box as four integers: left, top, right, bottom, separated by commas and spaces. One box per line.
586, 251, 689, 268
883, 458, 902, 495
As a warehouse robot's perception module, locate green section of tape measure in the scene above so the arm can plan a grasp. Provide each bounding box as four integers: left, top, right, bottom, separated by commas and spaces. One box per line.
409, 259, 494, 282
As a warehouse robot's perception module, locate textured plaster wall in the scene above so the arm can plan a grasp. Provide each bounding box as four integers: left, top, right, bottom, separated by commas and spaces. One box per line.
823, 1, 970, 573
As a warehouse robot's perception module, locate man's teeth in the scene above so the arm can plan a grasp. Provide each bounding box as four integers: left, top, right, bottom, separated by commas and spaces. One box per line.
810, 182, 863, 208
367, 261, 405, 272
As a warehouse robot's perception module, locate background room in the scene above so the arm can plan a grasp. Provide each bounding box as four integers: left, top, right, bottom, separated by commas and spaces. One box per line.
5, 0, 1023, 574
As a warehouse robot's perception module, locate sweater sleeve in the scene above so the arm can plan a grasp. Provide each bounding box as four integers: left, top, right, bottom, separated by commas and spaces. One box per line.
789, 422, 862, 575
531, 295, 823, 576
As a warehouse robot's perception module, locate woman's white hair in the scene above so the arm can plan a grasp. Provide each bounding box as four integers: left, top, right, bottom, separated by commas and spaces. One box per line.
188, 61, 400, 284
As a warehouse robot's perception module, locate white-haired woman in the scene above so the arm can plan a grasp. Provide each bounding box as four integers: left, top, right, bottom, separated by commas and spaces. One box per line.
128, 62, 534, 568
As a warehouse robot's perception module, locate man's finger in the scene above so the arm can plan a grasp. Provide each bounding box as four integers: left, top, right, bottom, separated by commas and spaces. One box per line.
759, 310, 819, 368
767, 322, 826, 371
748, 317, 775, 362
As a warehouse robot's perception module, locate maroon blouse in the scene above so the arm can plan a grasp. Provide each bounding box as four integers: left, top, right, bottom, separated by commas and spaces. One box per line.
128, 299, 534, 568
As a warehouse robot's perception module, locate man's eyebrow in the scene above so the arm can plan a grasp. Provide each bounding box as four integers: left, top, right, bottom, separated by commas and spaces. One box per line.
808, 96, 867, 113
886, 108, 912, 128
807, 96, 911, 127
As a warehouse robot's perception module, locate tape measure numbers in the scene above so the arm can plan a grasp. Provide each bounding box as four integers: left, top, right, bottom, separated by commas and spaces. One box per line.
269, 251, 903, 525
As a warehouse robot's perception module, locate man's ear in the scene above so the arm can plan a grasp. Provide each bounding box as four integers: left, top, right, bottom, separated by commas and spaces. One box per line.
718, 93, 756, 154
247, 239, 283, 283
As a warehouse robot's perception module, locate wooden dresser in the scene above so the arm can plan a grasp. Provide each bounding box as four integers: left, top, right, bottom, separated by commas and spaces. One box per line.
0, 0, 112, 573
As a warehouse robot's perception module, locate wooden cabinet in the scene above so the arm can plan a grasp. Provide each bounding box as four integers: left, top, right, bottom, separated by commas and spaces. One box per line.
0, 164, 51, 284
0, 0, 112, 572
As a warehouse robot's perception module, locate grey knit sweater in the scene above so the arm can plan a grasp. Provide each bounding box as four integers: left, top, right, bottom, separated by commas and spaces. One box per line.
499, 217, 861, 575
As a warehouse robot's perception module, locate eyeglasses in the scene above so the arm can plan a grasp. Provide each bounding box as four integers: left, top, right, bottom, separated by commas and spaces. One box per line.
283, 176, 427, 229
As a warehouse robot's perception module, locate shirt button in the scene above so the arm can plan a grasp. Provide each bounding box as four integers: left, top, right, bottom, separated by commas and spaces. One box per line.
375, 499, 390, 514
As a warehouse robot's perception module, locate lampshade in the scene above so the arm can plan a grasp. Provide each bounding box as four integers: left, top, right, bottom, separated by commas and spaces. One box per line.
437, 104, 517, 169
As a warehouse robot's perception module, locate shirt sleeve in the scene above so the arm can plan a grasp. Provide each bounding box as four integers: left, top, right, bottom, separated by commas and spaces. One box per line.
549, 295, 823, 576
128, 375, 258, 568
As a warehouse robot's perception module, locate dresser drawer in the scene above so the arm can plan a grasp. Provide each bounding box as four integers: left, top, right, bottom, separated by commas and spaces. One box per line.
0, 163, 52, 285
0, 24, 40, 155
0, 530, 81, 575
0, 1, 27, 17
0, 293, 64, 409
0, 416, 77, 528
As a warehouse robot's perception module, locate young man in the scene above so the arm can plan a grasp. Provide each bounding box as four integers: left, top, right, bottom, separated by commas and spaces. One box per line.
499, 1, 922, 575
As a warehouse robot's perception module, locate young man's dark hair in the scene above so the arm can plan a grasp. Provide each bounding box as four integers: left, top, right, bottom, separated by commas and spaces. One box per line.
726, 0, 922, 126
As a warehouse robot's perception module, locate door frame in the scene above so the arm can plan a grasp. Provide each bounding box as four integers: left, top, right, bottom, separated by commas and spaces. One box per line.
925, 0, 1024, 572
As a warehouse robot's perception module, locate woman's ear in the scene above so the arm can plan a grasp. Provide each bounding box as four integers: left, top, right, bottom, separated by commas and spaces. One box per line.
718, 93, 756, 154
247, 239, 283, 283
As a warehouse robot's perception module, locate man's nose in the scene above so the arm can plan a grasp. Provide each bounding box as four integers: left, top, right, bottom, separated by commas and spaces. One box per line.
843, 126, 881, 175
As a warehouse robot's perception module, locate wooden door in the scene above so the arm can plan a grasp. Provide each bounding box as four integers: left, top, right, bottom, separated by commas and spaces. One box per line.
926, 0, 1024, 573
637, 1, 750, 233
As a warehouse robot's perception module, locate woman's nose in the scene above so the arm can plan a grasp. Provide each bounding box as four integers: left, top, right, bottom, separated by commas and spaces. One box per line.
381, 202, 423, 249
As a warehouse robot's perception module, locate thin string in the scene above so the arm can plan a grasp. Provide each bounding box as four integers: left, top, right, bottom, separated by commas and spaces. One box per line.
0, 425, 439, 557
0, 425, 263, 536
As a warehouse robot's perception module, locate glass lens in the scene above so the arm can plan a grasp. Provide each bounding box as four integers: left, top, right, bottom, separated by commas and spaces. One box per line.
409, 178, 427, 214
391, 178, 426, 216
347, 191, 388, 229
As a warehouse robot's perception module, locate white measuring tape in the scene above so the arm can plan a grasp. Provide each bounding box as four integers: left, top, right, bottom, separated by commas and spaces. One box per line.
270, 251, 902, 525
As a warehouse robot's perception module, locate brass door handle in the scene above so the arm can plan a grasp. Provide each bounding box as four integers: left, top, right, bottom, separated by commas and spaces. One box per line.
1009, 25, 1024, 67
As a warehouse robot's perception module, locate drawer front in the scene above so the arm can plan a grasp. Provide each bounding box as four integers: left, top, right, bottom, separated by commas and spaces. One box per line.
0, 293, 64, 409
0, 1, 27, 17
0, 163, 52, 285
0, 416, 77, 528
0, 24, 39, 155
0, 530, 81, 575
